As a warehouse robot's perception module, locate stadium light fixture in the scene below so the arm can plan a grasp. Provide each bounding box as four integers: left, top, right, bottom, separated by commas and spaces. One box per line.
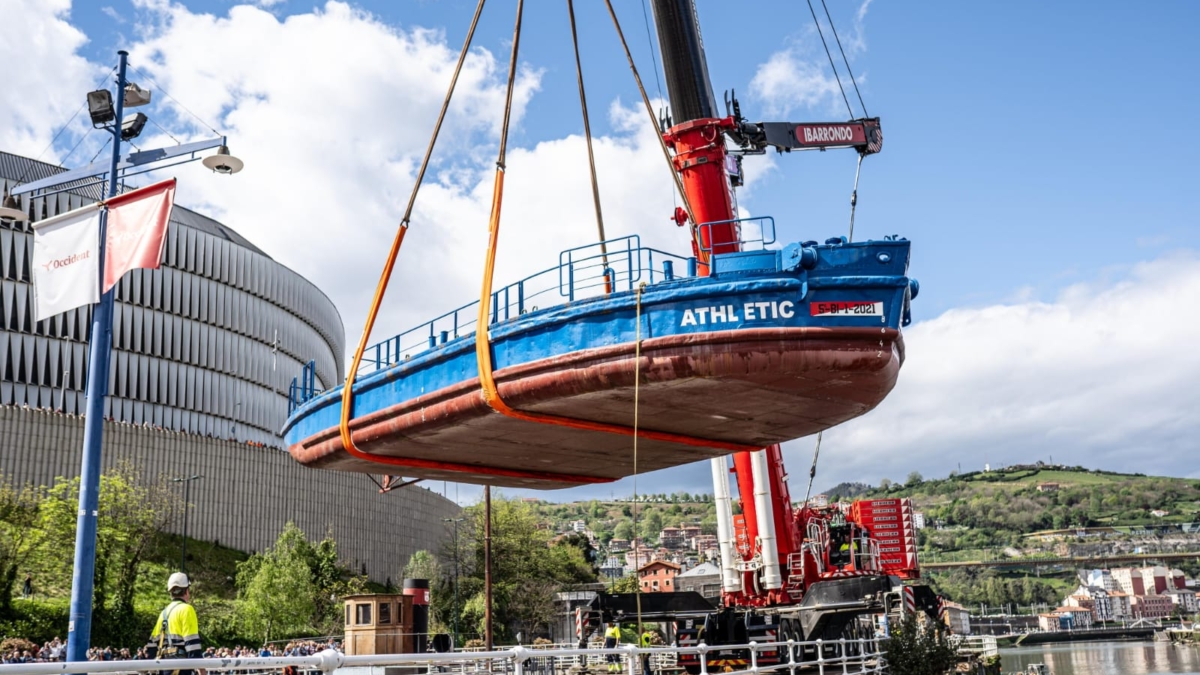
87, 89, 115, 126
123, 82, 151, 108
120, 112, 148, 141
202, 145, 244, 175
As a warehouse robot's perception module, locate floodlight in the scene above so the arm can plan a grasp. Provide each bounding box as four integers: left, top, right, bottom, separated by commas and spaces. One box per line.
121, 113, 148, 141
0, 188, 25, 223
202, 145, 244, 175
124, 83, 151, 108
87, 89, 115, 126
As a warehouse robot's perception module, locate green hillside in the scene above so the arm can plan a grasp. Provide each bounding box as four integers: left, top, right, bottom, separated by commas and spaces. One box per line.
860, 464, 1200, 531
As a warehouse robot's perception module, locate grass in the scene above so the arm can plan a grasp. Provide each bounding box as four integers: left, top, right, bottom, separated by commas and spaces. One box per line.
133, 533, 248, 611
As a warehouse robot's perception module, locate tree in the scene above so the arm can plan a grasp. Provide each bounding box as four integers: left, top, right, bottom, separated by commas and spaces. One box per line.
610, 575, 639, 593
404, 550, 442, 581
449, 497, 597, 643
883, 614, 958, 675
906, 472, 924, 487
32, 464, 179, 645
614, 521, 635, 541
0, 476, 41, 616
304, 534, 366, 636
640, 511, 664, 542
236, 522, 316, 642
879, 478, 893, 490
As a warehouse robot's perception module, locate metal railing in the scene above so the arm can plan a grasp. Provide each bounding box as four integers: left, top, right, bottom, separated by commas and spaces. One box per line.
0, 638, 889, 675
287, 236, 695, 414
950, 635, 999, 658
697, 216, 777, 253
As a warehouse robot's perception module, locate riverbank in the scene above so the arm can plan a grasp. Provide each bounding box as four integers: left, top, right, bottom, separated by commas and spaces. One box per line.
1168, 628, 1200, 645
997, 627, 1157, 647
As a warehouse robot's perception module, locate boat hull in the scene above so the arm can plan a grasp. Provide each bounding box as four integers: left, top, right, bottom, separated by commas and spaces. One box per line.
290, 326, 902, 489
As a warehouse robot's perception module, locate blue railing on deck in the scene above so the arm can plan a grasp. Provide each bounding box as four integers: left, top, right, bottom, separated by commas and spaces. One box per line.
287, 360, 318, 415
286, 236, 696, 414
697, 216, 777, 252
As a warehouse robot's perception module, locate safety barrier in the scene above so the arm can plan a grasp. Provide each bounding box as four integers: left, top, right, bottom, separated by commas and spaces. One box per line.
0, 638, 889, 675
950, 634, 999, 658
287, 236, 694, 413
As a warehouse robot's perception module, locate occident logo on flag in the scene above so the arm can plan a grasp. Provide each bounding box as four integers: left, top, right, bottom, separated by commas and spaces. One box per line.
32, 203, 103, 322
30, 178, 178, 323
103, 178, 176, 293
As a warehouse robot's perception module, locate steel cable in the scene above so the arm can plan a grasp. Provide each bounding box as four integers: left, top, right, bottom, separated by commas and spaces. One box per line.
819, 0, 868, 117
566, 0, 610, 284
601, 0, 702, 258
805, 0, 854, 119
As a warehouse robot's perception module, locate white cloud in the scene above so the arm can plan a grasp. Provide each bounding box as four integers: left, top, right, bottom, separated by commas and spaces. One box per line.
749, 0, 871, 119
0, 0, 99, 158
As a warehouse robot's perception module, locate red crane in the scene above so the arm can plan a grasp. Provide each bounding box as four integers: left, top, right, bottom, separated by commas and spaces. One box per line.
645, 1, 937, 668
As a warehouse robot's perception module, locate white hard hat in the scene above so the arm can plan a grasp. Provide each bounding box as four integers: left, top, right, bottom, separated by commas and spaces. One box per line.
167, 572, 191, 591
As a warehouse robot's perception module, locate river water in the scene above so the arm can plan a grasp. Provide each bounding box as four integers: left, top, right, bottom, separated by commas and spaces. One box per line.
1000, 640, 1200, 675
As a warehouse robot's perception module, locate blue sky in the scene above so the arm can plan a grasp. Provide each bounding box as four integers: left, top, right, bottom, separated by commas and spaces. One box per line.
3, 0, 1197, 504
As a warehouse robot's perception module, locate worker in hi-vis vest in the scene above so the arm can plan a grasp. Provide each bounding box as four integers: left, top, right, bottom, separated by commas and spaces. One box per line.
604, 620, 622, 672
145, 572, 205, 675
640, 629, 656, 675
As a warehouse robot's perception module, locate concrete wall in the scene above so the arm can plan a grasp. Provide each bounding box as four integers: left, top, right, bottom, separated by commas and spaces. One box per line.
0, 406, 459, 582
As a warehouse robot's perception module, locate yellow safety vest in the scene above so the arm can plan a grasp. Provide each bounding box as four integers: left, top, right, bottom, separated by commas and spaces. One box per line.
148, 600, 201, 658
605, 626, 621, 640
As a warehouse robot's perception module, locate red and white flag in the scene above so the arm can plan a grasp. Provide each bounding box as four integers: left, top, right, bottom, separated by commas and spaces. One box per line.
32, 202, 102, 322
102, 178, 176, 293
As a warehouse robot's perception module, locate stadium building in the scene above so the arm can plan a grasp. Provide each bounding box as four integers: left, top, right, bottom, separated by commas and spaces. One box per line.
0, 151, 457, 580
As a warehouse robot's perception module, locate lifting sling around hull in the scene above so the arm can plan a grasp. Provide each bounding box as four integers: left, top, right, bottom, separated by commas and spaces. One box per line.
283, 234, 917, 489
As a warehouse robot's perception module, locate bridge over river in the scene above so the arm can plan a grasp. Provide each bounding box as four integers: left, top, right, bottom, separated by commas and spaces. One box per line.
922, 550, 1200, 570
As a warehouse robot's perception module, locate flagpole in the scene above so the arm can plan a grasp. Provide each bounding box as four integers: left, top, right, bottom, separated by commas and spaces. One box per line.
65, 49, 126, 664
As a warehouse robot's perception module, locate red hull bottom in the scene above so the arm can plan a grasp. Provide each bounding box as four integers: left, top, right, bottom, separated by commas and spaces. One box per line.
289, 327, 903, 489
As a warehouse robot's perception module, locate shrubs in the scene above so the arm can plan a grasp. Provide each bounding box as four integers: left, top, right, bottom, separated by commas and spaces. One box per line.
883, 614, 958, 675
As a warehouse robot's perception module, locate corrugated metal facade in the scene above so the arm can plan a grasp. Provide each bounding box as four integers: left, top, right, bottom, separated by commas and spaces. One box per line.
1, 151, 344, 446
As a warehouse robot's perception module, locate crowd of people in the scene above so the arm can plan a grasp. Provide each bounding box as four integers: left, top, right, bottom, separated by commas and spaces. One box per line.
1, 637, 66, 663
204, 640, 342, 659
1, 638, 342, 664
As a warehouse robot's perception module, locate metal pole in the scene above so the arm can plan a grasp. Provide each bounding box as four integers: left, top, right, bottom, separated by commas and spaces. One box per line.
445, 517, 463, 648
453, 520, 460, 648
181, 478, 190, 573
172, 475, 202, 575
485, 485, 493, 650
66, 49, 127, 664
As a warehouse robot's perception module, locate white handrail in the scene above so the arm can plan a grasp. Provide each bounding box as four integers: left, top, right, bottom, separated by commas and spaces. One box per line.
0, 638, 891, 675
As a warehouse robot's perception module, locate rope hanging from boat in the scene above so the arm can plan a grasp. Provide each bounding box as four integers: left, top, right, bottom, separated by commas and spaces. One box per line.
633, 282, 646, 638
473, 0, 759, 455
336, 0, 487, 465
566, 0, 610, 284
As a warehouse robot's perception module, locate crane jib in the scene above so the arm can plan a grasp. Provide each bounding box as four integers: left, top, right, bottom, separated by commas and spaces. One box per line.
754, 119, 883, 154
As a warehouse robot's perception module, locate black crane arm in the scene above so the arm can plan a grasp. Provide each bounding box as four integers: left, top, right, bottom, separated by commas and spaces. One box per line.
731, 117, 882, 155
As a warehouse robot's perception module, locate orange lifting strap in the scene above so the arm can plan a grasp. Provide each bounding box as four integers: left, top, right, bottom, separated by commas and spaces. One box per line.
472, 0, 757, 455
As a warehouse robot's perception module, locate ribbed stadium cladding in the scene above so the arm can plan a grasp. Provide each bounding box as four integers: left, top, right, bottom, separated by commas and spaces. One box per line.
0, 151, 459, 580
